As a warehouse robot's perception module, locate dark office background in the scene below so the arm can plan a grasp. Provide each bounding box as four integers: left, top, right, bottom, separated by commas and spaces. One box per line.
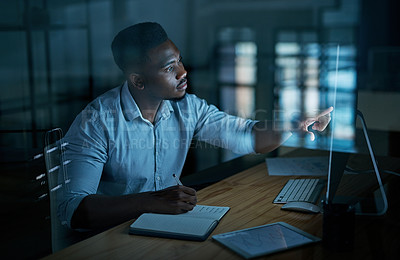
0, 0, 399, 258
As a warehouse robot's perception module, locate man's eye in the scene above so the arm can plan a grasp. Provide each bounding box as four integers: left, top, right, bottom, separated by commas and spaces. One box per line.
166, 66, 174, 72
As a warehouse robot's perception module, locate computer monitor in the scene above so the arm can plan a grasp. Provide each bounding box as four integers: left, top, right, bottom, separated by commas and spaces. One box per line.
321, 45, 387, 215
279, 44, 387, 216
282, 44, 387, 216
281, 44, 357, 154
325, 110, 388, 216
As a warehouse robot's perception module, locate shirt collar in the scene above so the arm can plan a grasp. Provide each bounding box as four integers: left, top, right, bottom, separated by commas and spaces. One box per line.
155, 100, 174, 122
121, 81, 174, 122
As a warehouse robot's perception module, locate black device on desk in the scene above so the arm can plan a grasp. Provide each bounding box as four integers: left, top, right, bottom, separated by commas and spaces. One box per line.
320, 109, 389, 252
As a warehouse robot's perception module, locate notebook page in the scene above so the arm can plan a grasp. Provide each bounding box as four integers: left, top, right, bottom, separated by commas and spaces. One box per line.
182, 205, 230, 220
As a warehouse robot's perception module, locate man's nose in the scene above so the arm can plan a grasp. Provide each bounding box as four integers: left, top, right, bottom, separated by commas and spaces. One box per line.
176, 64, 187, 80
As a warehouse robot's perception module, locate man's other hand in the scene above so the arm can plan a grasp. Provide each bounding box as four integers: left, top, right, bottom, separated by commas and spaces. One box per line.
143, 185, 197, 214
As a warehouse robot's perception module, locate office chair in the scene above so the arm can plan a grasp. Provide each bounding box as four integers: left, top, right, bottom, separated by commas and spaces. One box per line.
44, 128, 80, 252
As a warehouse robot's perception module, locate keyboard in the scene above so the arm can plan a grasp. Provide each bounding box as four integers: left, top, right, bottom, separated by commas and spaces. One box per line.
273, 178, 325, 204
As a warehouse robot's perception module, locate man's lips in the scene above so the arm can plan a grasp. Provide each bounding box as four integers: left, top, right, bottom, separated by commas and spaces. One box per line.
177, 80, 187, 90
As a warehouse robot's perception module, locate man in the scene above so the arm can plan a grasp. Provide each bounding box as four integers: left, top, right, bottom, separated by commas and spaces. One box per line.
59, 22, 332, 231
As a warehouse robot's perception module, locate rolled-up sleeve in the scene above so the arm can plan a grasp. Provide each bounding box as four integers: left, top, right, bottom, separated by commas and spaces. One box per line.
193, 98, 257, 155
57, 108, 108, 228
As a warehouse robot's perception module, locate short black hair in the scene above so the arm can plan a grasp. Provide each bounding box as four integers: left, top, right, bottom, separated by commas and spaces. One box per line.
111, 22, 168, 73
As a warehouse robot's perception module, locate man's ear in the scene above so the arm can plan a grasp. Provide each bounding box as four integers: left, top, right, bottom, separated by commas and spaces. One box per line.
128, 73, 145, 90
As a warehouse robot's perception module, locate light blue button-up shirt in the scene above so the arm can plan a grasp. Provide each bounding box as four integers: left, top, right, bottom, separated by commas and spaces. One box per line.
58, 82, 256, 227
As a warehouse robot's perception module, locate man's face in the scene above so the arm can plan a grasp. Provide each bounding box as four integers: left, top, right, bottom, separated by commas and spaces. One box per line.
140, 39, 188, 101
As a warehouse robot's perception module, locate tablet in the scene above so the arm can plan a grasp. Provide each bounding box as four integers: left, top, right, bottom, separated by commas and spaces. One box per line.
212, 222, 320, 259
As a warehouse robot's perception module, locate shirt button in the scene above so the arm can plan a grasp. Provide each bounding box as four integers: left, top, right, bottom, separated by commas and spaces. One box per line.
156, 176, 161, 181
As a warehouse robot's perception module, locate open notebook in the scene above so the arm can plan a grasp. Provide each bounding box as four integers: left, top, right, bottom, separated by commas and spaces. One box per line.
130, 205, 230, 241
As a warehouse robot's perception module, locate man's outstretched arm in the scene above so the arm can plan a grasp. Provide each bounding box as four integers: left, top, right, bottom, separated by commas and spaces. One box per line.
71, 185, 197, 230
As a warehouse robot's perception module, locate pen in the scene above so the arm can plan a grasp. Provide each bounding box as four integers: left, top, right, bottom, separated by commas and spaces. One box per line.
172, 174, 183, 186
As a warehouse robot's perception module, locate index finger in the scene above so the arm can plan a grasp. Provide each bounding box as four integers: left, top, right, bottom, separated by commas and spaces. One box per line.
314, 106, 333, 119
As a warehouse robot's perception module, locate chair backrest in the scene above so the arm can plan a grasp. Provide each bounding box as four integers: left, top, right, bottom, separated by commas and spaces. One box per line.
44, 128, 80, 252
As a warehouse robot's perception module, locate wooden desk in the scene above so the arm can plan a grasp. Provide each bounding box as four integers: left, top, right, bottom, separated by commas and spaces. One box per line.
43, 160, 400, 259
